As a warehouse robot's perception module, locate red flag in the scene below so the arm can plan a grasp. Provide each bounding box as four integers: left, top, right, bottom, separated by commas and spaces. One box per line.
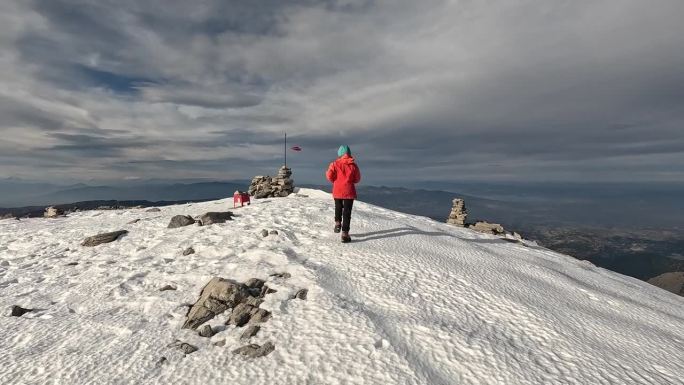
291, 146, 302, 152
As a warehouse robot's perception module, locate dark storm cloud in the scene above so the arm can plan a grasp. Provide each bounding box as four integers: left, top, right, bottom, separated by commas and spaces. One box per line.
1, 0, 683, 183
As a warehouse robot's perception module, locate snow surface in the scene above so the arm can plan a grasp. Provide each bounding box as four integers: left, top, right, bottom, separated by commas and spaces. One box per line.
1, 188, 682, 385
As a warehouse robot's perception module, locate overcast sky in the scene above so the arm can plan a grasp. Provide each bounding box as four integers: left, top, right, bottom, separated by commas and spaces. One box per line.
1, 0, 683, 185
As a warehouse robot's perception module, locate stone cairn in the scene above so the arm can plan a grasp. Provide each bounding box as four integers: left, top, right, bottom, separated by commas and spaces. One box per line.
248, 166, 295, 198
446, 198, 467, 227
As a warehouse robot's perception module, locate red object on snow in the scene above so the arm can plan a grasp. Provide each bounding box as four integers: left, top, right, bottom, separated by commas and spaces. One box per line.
233, 191, 251, 208
291, 146, 302, 151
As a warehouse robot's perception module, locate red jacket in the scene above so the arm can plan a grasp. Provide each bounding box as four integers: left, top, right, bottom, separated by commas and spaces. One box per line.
326, 154, 361, 199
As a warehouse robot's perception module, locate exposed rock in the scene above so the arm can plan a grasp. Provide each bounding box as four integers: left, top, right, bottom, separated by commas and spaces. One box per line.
249, 308, 271, 324
240, 324, 260, 340
65, 262, 78, 266
197, 211, 233, 226
160, 285, 177, 291
227, 303, 257, 327
232, 341, 275, 358
648, 272, 684, 296
245, 296, 264, 307
468, 221, 505, 235
269, 230, 279, 235
44, 206, 64, 218
127, 219, 141, 224
182, 247, 195, 256
146, 207, 161, 212
81, 230, 128, 247
294, 288, 308, 300
260, 229, 269, 237
259, 285, 277, 297
0, 213, 15, 220
213, 340, 226, 347
270, 272, 291, 279
168, 215, 195, 228
10, 305, 33, 317
182, 277, 250, 330
248, 166, 295, 198
168, 340, 198, 355
198, 325, 216, 338
446, 198, 467, 227
155, 357, 168, 367
244, 278, 265, 289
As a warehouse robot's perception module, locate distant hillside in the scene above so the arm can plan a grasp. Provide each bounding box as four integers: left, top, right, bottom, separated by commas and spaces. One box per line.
0, 179, 249, 207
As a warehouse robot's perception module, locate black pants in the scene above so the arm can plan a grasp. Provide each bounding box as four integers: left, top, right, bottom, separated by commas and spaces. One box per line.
334, 199, 354, 232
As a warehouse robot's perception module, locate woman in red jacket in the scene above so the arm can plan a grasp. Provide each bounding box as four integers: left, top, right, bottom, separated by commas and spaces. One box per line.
326, 145, 361, 243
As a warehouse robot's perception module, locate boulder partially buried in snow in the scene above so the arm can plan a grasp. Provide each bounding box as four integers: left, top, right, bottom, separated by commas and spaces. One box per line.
168, 215, 196, 228
182, 277, 250, 330
232, 341, 275, 358
81, 230, 128, 247
197, 211, 233, 226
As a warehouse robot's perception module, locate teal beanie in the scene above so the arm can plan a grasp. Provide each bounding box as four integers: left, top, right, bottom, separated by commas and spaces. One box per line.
337, 145, 351, 157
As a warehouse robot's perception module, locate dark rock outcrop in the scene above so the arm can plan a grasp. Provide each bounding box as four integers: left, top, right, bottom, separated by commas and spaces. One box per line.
648, 272, 684, 296
197, 212, 233, 226
168, 215, 195, 228
182, 247, 195, 256
81, 230, 128, 247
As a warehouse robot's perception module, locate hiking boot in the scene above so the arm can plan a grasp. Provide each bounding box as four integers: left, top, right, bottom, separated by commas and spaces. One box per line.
334, 222, 341, 233
341, 232, 351, 243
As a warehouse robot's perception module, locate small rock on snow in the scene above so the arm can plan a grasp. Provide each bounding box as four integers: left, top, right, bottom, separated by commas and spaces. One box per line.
182, 247, 195, 256
270, 272, 291, 279
260, 229, 269, 237
81, 230, 128, 247
10, 305, 33, 317
168, 340, 198, 355
198, 325, 215, 338
294, 288, 308, 300
240, 324, 260, 340
146, 207, 161, 212
159, 285, 177, 291
232, 341, 275, 358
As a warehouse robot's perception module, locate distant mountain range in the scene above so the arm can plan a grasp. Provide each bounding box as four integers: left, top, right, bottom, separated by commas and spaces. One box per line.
0, 178, 249, 207
2, 178, 683, 283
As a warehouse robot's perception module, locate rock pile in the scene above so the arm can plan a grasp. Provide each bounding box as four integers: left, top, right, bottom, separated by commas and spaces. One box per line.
446, 199, 467, 226
177, 274, 306, 359
248, 166, 295, 198
469, 221, 505, 235
44, 206, 64, 218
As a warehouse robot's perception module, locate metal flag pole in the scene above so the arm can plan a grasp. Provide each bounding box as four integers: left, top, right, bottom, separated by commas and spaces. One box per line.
284, 132, 287, 167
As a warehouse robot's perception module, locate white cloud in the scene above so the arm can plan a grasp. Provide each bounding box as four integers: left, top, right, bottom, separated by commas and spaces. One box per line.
0, 0, 683, 183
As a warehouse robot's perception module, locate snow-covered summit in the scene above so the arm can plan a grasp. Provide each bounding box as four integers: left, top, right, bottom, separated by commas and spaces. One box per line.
1, 188, 682, 385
